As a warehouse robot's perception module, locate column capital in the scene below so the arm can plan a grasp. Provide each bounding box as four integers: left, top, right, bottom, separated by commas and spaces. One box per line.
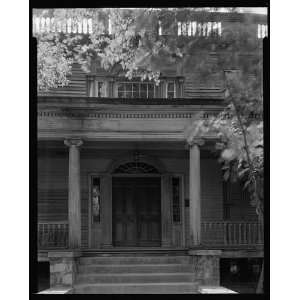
64, 138, 83, 147
187, 137, 205, 147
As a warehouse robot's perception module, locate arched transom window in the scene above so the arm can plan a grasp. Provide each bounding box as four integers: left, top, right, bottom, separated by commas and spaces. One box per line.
113, 162, 159, 174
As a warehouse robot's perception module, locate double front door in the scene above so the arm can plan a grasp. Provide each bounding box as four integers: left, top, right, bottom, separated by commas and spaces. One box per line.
112, 177, 161, 247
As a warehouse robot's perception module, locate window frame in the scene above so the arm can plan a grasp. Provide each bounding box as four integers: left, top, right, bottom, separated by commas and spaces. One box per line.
166, 81, 176, 99
116, 81, 156, 99
91, 175, 101, 224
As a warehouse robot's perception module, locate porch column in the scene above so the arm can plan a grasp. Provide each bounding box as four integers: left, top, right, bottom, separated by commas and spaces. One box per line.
64, 138, 83, 249
189, 141, 202, 247
161, 174, 172, 247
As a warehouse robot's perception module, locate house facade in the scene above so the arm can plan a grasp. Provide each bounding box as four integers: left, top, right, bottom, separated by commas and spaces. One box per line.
36, 10, 266, 294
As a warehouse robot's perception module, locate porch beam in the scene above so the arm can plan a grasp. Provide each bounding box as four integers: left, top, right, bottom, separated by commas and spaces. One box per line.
64, 138, 83, 249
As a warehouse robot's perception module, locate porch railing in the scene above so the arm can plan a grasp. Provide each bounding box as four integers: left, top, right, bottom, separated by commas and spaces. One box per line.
37, 221, 263, 249
201, 221, 264, 246
38, 221, 68, 249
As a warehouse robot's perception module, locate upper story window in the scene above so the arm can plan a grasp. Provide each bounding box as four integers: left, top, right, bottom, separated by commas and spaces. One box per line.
117, 82, 155, 98
178, 21, 221, 37
166, 81, 176, 99
257, 24, 268, 39
97, 82, 104, 97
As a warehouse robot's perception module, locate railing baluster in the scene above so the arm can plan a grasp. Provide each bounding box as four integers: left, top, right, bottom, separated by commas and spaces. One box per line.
244, 223, 247, 244
223, 222, 227, 245
232, 223, 236, 244
199, 221, 263, 247
248, 223, 251, 245
38, 221, 68, 249
228, 223, 232, 245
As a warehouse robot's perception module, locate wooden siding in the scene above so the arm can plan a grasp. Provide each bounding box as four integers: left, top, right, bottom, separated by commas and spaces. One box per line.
224, 181, 257, 221
38, 155, 68, 222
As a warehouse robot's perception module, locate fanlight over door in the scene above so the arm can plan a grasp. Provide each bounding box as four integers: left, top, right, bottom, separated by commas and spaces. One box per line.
113, 161, 159, 174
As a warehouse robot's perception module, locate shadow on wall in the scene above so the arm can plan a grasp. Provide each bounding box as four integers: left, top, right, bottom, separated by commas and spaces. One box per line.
38, 262, 50, 292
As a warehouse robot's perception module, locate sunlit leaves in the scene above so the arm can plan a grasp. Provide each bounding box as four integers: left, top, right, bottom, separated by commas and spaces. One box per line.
37, 40, 73, 91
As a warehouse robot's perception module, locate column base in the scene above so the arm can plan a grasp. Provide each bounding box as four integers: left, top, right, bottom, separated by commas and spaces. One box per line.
188, 250, 222, 286
48, 251, 81, 288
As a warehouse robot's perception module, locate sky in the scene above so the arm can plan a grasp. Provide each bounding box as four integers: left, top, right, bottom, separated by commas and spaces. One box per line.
238, 7, 267, 14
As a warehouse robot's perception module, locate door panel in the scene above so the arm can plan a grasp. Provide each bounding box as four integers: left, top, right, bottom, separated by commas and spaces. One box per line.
113, 183, 137, 246
112, 177, 161, 247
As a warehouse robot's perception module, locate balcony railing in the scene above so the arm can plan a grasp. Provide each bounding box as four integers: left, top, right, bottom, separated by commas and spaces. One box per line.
201, 221, 264, 247
38, 221, 68, 249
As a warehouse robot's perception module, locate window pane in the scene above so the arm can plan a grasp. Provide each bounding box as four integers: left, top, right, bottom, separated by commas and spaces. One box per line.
172, 177, 180, 223
140, 83, 147, 98
92, 177, 101, 223
167, 82, 174, 92
98, 82, 103, 97
118, 83, 125, 98
167, 82, 175, 99
148, 84, 154, 98
132, 83, 139, 98
125, 83, 133, 98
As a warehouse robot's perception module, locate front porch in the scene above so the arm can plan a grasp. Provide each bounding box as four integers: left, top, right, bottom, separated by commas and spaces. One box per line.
37, 97, 263, 292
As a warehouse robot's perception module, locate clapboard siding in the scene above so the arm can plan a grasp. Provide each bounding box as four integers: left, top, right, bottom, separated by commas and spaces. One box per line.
38, 154, 68, 223
201, 159, 224, 221
225, 181, 257, 221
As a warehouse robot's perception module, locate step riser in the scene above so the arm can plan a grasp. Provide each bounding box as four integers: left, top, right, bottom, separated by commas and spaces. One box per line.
74, 285, 197, 294
75, 255, 196, 294
78, 265, 193, 273
79, 257, 190, 265
76, 274, 194, 284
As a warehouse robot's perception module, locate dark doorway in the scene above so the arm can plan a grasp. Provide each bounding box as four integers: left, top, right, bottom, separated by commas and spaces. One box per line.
112, 177, 161, 247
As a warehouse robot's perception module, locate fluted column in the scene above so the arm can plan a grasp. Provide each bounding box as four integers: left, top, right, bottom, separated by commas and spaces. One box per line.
189, 141, 202, 247
64, 138, 83, 249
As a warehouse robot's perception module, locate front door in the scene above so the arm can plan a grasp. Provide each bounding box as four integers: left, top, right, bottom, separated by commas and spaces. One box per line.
112, 177, 161, 247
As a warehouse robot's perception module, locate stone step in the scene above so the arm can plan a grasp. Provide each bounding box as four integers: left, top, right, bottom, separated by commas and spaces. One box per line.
78, 263, 193, 274
76, 272, 194, 284
79, 256, 190, 265
73, 282, 198, 294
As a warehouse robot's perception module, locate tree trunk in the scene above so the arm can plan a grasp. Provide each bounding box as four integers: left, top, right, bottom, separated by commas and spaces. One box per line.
256, 260, 264, 293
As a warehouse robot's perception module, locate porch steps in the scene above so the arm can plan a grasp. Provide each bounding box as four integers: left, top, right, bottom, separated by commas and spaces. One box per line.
74, 255, 198, 294
81, 248, 188, 257
73, 282, 197, 294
